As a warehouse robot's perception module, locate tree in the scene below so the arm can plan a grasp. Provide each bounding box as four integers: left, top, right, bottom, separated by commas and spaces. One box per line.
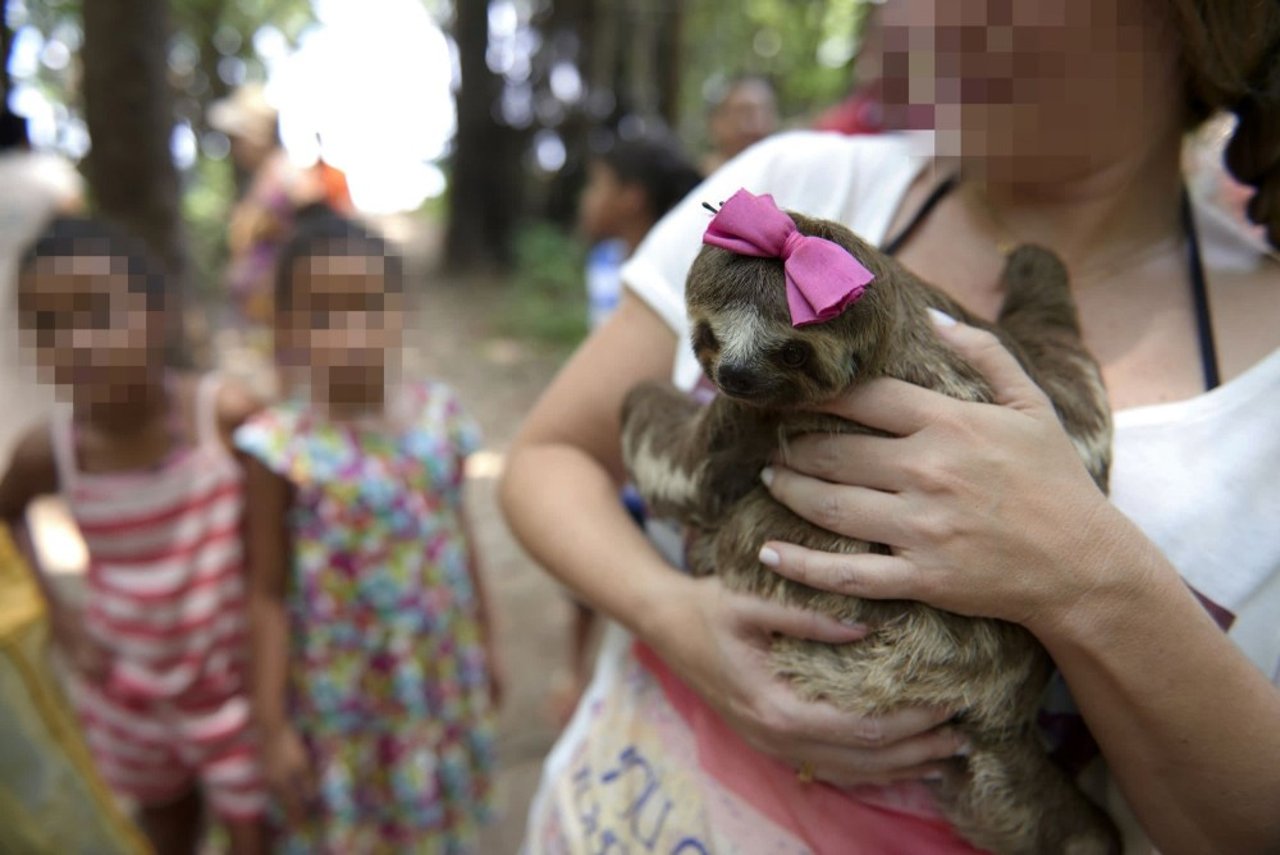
446, 0, 525, 273
1, 0, 12, 108
81, 0, 190, 359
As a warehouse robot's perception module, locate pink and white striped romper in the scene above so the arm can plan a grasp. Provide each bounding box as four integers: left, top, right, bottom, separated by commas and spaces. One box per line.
52, 374, 266, 820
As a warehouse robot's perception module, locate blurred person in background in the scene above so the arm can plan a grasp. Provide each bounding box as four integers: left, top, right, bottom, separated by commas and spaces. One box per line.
578, 132, 704, 328
701, 75, 780, 175
237, 213, 500, 853
546, 132, 703, 726
209, 84, 353, 332
814, 1, 889, 136
0, 216, 268, 855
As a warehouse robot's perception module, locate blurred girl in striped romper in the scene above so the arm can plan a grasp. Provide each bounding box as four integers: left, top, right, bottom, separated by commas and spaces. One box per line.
0, 217, 268, 854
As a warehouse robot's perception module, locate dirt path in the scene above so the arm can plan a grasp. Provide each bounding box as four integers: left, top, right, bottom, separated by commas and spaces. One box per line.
406, 277, 573, 852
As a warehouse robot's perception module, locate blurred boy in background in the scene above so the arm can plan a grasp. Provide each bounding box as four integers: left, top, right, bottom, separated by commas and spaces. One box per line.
549, 132, 701, 724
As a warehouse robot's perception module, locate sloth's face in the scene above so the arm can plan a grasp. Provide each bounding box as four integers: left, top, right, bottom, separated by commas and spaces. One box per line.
686, 244, 890, 408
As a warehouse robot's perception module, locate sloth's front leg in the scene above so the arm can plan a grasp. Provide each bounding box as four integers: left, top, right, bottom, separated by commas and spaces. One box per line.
620, 383, 774, 527
620, 382, 718, 524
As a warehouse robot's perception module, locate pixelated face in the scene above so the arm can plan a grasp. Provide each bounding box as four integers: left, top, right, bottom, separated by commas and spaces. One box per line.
686, 246, 888, 409
283, 254, 403, 407
711, 81, 779, 159
879, 0, 1181, 172
17, 254, 161, 405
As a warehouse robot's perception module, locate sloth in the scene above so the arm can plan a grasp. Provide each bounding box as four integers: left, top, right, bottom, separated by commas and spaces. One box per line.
619, 202, 1118, 855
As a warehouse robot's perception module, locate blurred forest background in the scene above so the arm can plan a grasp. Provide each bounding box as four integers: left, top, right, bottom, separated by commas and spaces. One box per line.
2, 0, 872, 350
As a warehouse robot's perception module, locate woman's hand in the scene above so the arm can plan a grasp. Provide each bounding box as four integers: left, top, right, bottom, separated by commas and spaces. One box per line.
759, 314, 1128, 630
263, 724, 315, 827
651, 574, 970, 788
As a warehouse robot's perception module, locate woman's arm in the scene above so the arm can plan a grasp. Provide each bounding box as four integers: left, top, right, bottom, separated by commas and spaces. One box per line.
242, 455, 312, 825
499, 293, 688, 638
500, 292, 968, 786
761, 318, 1280, 852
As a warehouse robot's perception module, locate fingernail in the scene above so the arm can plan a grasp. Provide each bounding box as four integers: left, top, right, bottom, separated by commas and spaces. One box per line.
840, 618, 865, 630
927, 307, 958, 328
923, 771, 945, 782
758, 546, 780, 566
760, 466, 775, 487
955, 740, 972, 757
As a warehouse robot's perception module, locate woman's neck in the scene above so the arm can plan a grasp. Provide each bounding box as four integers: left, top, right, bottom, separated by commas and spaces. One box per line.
956, 130, 1185, 283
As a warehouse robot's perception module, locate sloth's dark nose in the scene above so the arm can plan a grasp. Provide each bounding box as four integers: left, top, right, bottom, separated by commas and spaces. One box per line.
716, 363, 761, 397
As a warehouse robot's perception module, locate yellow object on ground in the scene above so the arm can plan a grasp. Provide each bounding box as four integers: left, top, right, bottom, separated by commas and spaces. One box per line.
0, 527, 150, 855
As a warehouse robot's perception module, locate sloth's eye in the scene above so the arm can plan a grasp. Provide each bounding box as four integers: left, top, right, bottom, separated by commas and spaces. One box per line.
693, 322, 719, 352
779, 341, 811, 369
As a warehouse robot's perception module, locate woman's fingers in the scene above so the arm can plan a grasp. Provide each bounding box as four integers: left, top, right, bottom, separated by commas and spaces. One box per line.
930, 316, 1054, 414
777, 432, 904, 492
768, 687, 956, 749
760, 541, 922, 602
788, 724, 968, 786
733, 592, 870, 644
815, 376, 947, 436
762, 465, 907, 544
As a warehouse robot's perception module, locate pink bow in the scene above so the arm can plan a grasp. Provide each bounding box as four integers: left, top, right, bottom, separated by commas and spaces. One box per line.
702, 188, 874, 327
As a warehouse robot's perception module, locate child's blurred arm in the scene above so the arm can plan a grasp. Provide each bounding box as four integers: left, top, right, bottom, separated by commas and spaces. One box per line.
1, 428, 65, 604
0, 425, 58, 560
460, 506, 504, 709
0, 425, 108, 675
242, 454, 313, 824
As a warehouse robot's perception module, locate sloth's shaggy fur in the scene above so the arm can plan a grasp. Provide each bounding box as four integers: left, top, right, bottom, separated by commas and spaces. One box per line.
620, 212, 1118, 855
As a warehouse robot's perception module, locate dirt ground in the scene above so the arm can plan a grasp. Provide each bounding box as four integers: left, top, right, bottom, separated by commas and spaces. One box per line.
404, 274, 576, 853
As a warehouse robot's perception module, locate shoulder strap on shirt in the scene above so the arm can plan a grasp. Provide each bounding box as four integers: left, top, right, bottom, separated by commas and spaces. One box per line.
880, 173, 959, 256
1181, 186, 1221, 391
47, 404, 78, 490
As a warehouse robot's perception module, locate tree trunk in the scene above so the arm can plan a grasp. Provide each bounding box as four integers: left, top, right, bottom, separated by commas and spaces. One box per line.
81, 0, 191, 361
446, 0, 522, 273
656, 0, 682, 127
1, 0, 13, 108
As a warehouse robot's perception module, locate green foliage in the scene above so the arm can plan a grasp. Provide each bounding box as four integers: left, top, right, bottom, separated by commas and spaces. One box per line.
11, 0, 314, 304
498, 221, 589, 349
677, 0, 869, 144
183, 153, 236, 302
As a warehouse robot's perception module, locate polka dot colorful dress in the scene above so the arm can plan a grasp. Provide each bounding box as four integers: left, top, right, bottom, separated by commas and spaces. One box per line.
235, 381, 494, 854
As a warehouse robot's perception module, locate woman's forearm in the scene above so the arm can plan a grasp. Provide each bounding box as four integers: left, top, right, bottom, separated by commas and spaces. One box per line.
1032, 514, 1280, 854
499, 443, 687, 643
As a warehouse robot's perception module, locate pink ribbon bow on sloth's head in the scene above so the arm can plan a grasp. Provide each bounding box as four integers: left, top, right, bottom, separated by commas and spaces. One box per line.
702, 188, 875, 327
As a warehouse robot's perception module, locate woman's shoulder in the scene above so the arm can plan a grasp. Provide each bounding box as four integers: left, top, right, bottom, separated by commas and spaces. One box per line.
707, 130, 926, 215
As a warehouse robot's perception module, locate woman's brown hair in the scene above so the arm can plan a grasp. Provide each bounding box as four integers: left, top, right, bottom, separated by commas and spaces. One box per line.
1170, 0, 1280, 247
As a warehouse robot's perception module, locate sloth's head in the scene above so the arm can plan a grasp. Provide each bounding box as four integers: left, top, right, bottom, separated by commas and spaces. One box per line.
686, 211, 899, 408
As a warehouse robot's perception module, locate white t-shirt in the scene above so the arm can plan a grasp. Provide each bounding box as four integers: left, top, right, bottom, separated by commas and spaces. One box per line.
525, 131, 1280, 853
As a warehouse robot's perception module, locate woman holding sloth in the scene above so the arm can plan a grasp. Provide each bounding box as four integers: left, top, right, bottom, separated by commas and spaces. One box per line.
501, 1, 1280, 852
